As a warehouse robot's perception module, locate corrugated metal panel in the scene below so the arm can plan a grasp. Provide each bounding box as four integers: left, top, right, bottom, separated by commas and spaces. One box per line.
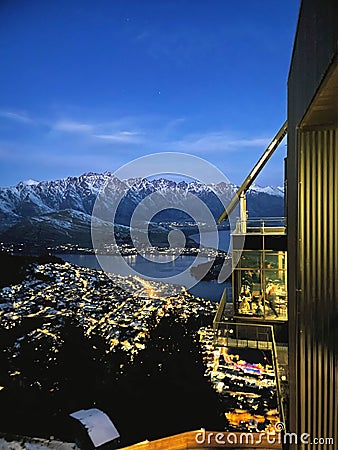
287, 3, 338, 449
296, 128, 337, 449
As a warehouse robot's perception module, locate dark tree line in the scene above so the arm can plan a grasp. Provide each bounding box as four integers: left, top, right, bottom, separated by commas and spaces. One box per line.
0, 253, 64, 288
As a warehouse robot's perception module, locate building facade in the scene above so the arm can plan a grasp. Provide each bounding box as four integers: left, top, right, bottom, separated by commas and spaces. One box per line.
287, 0, 338, 448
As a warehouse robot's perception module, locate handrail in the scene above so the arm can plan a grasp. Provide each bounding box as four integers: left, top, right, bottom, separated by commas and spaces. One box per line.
270, 328, 286, 427
232, 217, 286, 235
213, 288, 227, 330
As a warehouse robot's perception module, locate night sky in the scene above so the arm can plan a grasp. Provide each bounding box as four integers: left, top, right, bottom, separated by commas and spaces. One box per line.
0, 0, 299, 186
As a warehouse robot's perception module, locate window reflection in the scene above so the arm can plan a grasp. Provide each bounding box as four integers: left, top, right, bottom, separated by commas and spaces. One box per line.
233, 250, 287, 321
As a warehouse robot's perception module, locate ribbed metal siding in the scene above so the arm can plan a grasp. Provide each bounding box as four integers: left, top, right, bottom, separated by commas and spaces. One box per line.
296, 128, 337, 449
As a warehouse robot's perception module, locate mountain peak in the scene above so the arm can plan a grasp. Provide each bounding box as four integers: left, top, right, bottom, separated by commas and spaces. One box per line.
21, 179, 40, 186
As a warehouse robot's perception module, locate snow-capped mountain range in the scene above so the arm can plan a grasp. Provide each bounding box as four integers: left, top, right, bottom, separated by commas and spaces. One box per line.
0, 172, 284, 246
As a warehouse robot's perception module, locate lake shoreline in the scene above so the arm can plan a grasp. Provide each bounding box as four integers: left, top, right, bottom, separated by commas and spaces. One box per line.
56, 252, 232, 303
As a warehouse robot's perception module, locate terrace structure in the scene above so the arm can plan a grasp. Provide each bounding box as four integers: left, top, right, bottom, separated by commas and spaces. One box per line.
217, 123, 288, 326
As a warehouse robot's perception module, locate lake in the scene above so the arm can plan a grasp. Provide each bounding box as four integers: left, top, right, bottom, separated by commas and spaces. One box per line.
190, 229, 231, 252
57, 229, 232, 302
57, 253, 231, 302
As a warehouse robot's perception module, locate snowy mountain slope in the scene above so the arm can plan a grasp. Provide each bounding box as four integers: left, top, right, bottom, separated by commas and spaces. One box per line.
248, 184, 284, 197
0, 173, 284, 245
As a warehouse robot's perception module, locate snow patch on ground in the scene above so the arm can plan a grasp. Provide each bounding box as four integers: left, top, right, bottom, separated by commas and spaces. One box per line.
0, 438, 79, 450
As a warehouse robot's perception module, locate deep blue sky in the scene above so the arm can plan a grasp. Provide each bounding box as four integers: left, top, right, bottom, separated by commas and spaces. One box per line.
0, 0, 299, 187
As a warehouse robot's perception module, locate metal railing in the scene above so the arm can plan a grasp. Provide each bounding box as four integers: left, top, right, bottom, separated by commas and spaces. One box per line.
213, 288, 229, 329
234, 217, 286, 235
212, 319, 285, 427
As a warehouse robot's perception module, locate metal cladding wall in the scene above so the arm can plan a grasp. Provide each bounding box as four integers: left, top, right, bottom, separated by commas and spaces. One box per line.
287, 0, 338, 449
296, 128, 338, 442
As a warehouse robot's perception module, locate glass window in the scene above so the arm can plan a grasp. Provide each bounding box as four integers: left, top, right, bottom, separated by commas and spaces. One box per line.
234, 268, 263, 317
233, 250, 287, 321
236, 250, 262, 269
264, 252, 287, 270
263, 274, 287, 320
